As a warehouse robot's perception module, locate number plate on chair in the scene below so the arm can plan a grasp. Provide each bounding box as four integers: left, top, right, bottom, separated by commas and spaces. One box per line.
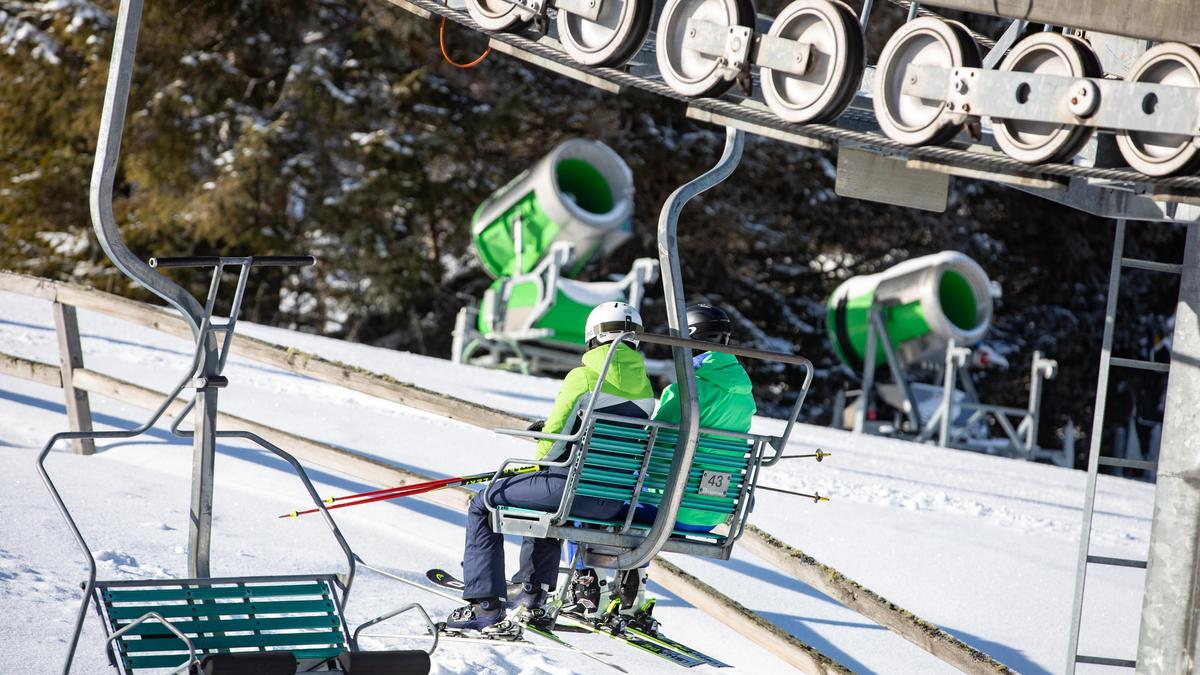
698, 471, 731, 497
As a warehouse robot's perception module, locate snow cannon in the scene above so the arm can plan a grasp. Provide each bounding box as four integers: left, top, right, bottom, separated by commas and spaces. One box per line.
455, 140, 658, 368
826, 251, 993, 370
472, 139, 634, 279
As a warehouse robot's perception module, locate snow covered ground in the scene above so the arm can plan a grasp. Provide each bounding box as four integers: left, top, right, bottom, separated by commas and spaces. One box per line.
0, 288, 1155, 673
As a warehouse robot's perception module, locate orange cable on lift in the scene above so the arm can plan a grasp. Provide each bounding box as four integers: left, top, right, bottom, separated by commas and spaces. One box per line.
439, 17, 490, 68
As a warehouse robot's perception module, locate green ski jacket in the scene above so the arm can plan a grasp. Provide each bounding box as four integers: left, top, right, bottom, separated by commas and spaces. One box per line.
537, 343, 655, 461
654, 351, 757, 526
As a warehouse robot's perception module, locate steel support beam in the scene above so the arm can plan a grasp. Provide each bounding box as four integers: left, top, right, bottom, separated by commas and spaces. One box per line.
91, 0, 220, 580
1136, 223, 1200, 673
918, 0, 1199, 44
188, 384, 217, 578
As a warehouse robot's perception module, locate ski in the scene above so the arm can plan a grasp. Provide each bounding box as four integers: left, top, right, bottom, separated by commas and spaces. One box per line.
420, 568, 626, 671
364, 630, 560, 651
426, 568, 706, 669
558, 613, 706, 669
622, 624, 730, 668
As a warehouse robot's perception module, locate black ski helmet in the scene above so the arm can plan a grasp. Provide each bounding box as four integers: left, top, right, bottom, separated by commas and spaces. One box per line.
686, 304, 732, 345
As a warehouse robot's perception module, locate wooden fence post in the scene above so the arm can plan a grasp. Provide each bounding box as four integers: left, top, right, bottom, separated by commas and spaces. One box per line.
52, 302, 95, 455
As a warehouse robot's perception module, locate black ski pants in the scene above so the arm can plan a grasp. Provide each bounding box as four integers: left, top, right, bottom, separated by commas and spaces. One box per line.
462, 466, 624, 601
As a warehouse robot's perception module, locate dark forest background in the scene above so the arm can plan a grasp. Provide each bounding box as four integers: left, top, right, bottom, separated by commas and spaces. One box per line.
0, 0, 1185, 468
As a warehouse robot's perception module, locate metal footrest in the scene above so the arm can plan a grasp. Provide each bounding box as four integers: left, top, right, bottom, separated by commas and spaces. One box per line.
1120, 257, 1184, 275
493, 507, 555, 538
1075, 655, 1136, 668
1098, 456, 1158, 471
1087, 555, 1148, 569
1109, 357, 1170, 373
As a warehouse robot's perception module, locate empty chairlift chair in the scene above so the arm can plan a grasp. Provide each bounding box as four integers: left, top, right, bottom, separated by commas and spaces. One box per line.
36, 257, 441, 675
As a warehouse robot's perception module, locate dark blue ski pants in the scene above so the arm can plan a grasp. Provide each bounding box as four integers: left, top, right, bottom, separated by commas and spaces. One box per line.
462, 466, 624, 601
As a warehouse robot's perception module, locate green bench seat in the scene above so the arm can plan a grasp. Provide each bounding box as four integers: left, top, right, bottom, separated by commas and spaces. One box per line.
492, 416, 764, 558
96, 574, 431, 674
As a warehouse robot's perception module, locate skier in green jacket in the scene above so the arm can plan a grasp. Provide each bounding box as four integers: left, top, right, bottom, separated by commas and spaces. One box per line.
447, 301, 655, 635
606, 303, 757, 623
653, 303, 757, 528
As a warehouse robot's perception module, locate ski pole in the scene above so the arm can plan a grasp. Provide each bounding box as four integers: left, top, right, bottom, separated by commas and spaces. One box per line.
279, 464, 538, 519
322, 465, 536, 506
756, 485, 829, 503
777, 449, 830, 461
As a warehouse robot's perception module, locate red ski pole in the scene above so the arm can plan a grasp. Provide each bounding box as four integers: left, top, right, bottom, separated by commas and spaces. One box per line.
279, 464, 538, 519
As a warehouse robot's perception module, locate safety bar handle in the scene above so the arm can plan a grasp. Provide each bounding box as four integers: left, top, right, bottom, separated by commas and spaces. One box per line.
149, 255, 316, 268
106, 612, 197, 674
764, 358, 814, 466
483, 451, 576, 511
636, 332, 813, 368
351, 602, 439, 655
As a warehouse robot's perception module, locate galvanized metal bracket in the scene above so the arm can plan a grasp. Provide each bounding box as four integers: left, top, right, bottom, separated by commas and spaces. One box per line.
902, 64, 1200, 137
683, 18, 812, 77
549, 0, 602, 22
754, 33, 812, 76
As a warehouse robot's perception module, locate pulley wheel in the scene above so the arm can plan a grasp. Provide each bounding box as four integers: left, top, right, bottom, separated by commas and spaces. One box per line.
558, 0, 653, 67
465, 0, 530, 33
1116, 42, 1200, 177
656, 0, 755, 97
874, 17, 980, 146
992, 33, 1101, 164
761, 0, 864, 124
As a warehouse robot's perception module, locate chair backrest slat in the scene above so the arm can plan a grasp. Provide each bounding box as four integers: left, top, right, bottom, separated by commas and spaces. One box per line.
579, 419, 757, 530
99, 575, 346, 674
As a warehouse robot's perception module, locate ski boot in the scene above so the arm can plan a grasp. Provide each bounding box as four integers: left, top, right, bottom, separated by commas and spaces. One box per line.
599, 569, 654, 631
565, 567, 604, 615
442, 599, 521, 639
625, 598, 661, 634
508, 582, 557, 629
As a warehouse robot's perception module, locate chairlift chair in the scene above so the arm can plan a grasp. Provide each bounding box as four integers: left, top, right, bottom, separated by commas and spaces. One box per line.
483, 331, 813, 569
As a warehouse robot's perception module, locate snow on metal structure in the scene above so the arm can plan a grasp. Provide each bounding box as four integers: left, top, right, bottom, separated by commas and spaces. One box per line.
377, 0, 1200, 671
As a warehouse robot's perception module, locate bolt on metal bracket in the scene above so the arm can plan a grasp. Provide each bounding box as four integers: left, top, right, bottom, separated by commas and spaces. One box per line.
682, 18, 813, 78
548, 0, 602, 23
901, 63, 1200, 136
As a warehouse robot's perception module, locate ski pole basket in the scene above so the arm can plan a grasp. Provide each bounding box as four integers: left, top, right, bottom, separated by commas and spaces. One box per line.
485, 331, 813, 565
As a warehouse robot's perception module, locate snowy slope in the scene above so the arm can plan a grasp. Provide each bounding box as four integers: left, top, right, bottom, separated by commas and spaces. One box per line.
0, 289, 1154, 673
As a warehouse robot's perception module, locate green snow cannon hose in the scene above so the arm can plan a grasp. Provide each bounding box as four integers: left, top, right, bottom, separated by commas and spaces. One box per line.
471, 139, 634, 279
826, 251, 993, 370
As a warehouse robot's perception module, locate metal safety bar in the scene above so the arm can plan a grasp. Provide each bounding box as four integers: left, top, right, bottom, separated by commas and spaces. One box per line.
104, 612, 196, 675
634, 331, 814, 465
351, 603, 439, 654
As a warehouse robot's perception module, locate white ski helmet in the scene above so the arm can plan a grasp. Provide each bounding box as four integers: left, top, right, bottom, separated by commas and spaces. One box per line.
585, 302, 643, 350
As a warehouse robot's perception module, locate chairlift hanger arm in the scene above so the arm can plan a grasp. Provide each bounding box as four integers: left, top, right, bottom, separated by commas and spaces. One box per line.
90, 0, 208, 338
635, 332, 814, 369
610, 126, 746, 572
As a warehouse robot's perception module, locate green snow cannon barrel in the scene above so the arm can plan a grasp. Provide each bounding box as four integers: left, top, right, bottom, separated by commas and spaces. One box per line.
472, 138, 634, 279
826, 251, 993, 370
